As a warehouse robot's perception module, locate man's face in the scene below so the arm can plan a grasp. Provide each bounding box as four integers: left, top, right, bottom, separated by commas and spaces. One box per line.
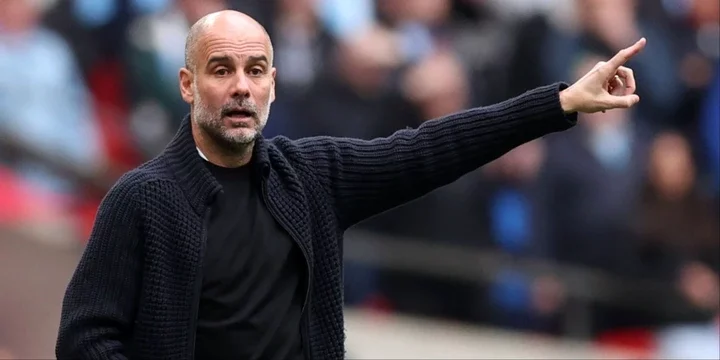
180, 18, 276, 152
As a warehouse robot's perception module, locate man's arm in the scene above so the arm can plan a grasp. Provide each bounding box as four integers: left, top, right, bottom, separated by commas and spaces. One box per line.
291, 83, 577, 229
56, 177, 144, 359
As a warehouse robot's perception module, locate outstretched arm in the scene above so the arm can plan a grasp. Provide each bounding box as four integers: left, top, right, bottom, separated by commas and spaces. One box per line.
290, 38, 647, 229
292, 83, 576, 229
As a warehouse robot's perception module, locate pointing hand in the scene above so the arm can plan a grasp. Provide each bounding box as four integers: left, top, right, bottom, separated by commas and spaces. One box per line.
560, 38, 646, 114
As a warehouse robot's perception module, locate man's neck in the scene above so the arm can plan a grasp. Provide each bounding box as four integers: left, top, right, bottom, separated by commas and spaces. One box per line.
198, 145, 253, 168
192, 126, 254, 168
197, 142, 254, 168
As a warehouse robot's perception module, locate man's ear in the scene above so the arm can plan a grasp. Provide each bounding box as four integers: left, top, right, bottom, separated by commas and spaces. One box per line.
179, 67, 194, 104
270, 67, 277, 103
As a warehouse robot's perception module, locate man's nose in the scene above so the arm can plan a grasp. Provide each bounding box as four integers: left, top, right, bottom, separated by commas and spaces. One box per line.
231, 73, 251, 98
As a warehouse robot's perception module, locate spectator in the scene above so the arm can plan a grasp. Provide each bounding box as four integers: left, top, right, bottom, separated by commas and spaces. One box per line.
272, 0, 335, 96
288, 25, 410, 139
633, 131, 720, 312
483, 140, 566, 333
0, 0, 104, 196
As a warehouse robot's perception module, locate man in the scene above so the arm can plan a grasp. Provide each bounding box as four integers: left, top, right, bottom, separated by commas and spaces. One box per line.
56, 10, 646, 360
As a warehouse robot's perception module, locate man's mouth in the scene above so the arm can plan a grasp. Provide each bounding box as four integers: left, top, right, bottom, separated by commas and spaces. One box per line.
223, 108, 254, 119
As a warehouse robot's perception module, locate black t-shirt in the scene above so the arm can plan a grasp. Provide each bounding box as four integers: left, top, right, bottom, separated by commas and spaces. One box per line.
194, 160, 307, 360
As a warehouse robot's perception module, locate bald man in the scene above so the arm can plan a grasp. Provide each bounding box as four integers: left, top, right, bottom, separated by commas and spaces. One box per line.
56, 10, 647, 360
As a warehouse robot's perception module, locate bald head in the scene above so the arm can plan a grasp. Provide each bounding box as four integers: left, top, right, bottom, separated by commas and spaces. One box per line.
184, 10, 272, 72
179, 9, 277, 160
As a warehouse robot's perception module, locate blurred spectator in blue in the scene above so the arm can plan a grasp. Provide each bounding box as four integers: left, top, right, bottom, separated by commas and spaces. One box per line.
0, 0, 104, 196
71, 0, 136, 62
315, 0, 374, 41
375, 0, 447, 64
481, 140, 565, 333
73, 0, 123, 27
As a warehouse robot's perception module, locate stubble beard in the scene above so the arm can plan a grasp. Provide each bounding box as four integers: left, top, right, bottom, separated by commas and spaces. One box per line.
191, 83, 270, 156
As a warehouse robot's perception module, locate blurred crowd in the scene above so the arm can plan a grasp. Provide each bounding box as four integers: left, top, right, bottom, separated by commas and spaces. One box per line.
0, 0, 718, 357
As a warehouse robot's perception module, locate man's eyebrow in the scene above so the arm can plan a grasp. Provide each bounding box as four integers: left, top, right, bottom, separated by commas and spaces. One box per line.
247, 55, 268, 64
206, 55, 232, 67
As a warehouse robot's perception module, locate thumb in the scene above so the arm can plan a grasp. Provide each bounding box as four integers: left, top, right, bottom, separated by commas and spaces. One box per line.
606, 94, 640, 109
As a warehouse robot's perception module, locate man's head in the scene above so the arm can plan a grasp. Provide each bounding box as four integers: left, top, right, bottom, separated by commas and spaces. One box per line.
179, 10, 276, 154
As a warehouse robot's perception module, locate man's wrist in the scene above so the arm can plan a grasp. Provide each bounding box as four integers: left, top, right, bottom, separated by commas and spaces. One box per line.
559, 89, 576, 114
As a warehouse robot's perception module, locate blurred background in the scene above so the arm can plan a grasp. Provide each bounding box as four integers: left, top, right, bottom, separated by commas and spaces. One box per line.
0, 0, 718, 358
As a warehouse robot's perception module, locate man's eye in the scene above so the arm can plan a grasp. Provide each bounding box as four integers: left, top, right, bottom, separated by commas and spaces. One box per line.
215, 68, 229, 76
249, 68, 264, 76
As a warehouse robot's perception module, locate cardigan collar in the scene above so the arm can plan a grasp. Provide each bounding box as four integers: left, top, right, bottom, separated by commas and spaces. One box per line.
163, 114, 271, 215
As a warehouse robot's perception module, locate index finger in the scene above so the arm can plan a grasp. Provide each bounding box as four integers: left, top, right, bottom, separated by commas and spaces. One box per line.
604, 38, 646, 72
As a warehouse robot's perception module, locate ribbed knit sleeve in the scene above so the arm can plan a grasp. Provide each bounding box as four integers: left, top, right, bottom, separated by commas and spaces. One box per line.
293, 83, 577, 229
56, 173, 145, 359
